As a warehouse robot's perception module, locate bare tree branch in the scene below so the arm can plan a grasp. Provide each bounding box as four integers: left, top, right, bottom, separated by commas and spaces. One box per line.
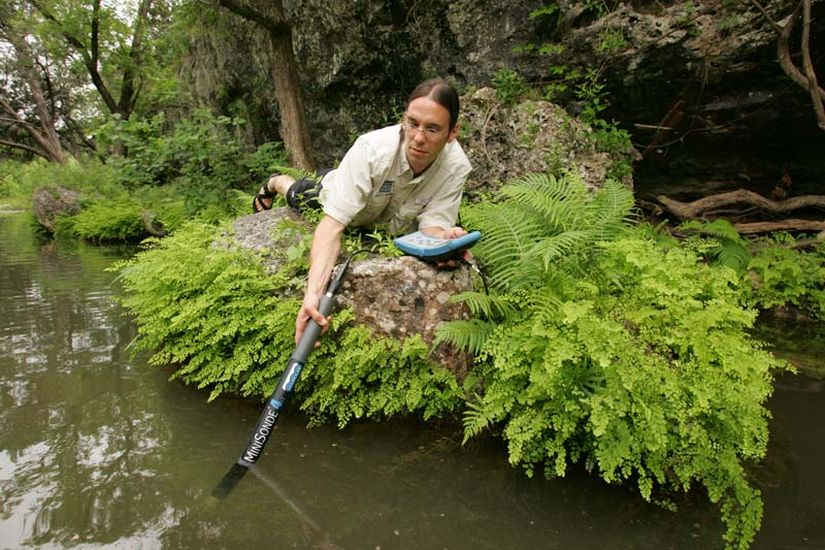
748, 0, 783, 34
734, 220, 825, 234
773, 1, 825, 100
801, 0, 825, 129
657, 189, 825, 219
751, 0, 825, 129
0, 137, 47, 157
0, 37, 65, 162
0, 115, 44, 133
91, 0, 100, 66
118, 0, 153, 116
216, 0, 290, 35
30, 0, 120, 116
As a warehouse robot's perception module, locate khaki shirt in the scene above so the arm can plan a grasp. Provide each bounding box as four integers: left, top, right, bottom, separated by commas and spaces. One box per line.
318, 124, 472, 235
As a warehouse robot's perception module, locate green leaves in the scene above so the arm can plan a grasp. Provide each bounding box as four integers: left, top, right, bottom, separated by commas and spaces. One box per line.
115, 220, 464, 425
440, 172, 787, 549
113, 169, 799, 549
745, 238, 825, 319
463, 173, 634, 291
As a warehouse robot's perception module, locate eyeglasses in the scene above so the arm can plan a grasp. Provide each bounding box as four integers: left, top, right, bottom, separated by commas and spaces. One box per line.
402, 121, 445, 138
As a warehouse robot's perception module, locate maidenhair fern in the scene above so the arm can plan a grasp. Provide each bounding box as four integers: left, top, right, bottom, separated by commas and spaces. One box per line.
679, 219, 752, 271
676, 221, 825, 319
113, 220, 463, 421
439, 172, 786, 549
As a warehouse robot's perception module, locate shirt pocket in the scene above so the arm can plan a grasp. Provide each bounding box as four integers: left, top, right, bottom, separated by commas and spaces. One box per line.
393, 198, 427, 228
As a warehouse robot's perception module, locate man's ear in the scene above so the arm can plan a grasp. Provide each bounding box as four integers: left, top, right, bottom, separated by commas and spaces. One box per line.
448, 122, 460, 143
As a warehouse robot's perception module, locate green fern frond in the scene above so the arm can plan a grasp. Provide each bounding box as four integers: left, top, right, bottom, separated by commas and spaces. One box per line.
272, 164, 320, 181
679, 219, 751, 271
717, 240, 752, 271
501, 172, 588, 230
463, 172, 635, 291
462, 399, 498, 442
527, 229, 599, 271
584, 179, 636, 239
679, 219, 742, 243
434, 319, 496, 354
530, 274, 573, 323
450, 290, 517, 319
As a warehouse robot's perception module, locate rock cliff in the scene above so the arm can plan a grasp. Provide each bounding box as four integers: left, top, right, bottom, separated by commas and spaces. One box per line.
185, 0, 824, 201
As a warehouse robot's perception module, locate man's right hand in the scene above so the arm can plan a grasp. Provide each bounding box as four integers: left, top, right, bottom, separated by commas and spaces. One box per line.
295, 292, 329, 345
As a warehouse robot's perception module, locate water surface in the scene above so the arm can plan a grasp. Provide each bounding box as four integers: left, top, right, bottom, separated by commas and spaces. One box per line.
0, 212, 822, 549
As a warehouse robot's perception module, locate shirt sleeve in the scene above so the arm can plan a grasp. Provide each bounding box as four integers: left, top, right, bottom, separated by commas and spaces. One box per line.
321, 137, 375, 226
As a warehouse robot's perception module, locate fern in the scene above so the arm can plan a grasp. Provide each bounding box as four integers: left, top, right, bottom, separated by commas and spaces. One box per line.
441, 173, 785, 549
679, 219, 752, 271
464, 172, 634, 291
114, 220, 464, 425
434, 319, 496, 355
448, 290, 516, 319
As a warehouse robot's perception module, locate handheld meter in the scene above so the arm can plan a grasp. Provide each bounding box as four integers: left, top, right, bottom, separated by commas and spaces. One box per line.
393, 230, 481, 262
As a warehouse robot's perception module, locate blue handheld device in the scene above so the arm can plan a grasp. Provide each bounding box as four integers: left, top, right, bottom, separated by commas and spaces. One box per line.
393, 230, 482, 261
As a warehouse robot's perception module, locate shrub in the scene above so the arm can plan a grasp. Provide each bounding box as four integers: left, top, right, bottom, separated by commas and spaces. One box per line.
113, 221, 462, 422
57, 198, 146, 242
677, 222, 825, 320
745, 237, 825, 320
437, 172, 787, 549
95, 109, 286, 220
0, 158, 120, 208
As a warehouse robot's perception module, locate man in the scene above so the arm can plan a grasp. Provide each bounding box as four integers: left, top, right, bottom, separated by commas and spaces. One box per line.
253, 79, 472, 343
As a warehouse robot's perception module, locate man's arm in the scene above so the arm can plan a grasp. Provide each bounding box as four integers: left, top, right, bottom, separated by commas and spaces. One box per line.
296, 215, 345, 343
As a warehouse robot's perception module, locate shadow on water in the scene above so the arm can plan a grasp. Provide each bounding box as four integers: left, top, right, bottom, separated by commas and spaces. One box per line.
0, 211, 823, 549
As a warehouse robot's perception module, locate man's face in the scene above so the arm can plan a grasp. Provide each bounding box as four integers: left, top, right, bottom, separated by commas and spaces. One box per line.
402, 96, 459, 174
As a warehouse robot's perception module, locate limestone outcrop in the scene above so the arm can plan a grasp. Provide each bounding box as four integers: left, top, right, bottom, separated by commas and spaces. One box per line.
32, 187, 82, 233
231, 207, 475, 372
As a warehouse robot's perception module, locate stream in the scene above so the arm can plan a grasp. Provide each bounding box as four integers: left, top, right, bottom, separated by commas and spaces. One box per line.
1, 211, 823, 549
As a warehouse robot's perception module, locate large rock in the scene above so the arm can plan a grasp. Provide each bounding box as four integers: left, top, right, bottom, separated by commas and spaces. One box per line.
188, 0, 824, 205
458, 87, 636, 194
232, 208, 476, 372
32, 187, 82, 233
555, 0, 825, 198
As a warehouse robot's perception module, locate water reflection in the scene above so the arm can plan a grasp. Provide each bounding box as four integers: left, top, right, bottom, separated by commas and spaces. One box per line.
0, 212, 823, 549
0, 215, 169, 547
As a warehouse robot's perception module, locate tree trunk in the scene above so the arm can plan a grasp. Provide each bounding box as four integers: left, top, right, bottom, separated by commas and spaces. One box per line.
267, 30, 314, 170
216, 0, 315, 170
2, 34, 65, 162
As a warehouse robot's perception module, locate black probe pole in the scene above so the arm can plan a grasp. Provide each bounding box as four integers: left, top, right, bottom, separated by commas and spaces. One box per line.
212, 258, 351, 499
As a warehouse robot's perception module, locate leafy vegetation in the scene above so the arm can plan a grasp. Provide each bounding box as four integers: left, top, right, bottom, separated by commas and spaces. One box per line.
96, 109, 286, 222
113, 220, 463, 422
57, 197, 146, 242
680, 220, 825, 320
493, 68, 531, 107
746, 238, 825, 319
107, 168, 823, 550
436, 173, 787, 549
4, 1, 821, 548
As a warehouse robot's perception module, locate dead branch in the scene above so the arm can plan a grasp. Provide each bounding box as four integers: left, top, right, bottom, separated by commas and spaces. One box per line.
801, 0, 825, 129
751, 0, 825, 127
640, 100, 685, 157
734, 220, 825, 234
788, 230, 825, 248
657, 189, 825, 219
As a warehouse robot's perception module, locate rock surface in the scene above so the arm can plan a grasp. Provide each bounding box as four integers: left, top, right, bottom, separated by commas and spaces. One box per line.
187, 0, 824, 201
32, 187, 82, 233
458, 87, 635, 194
232, 208, 476, 372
